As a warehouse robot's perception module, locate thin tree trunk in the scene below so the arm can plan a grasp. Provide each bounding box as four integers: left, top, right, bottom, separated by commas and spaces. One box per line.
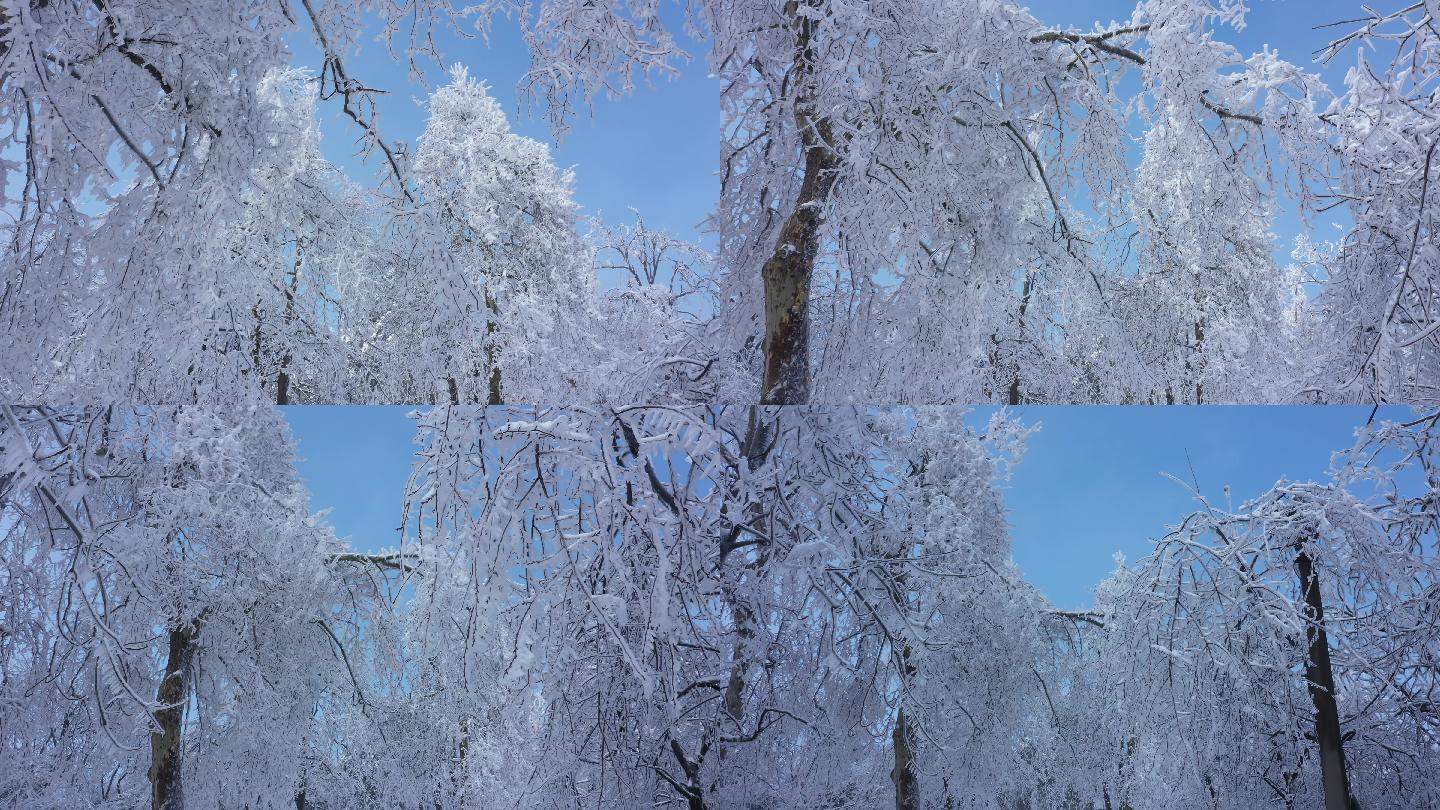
892, 459, 925, 810
1294, 544, 1355, 810
1191, 316, 1204, 405
485, 290, 502, 405
890, 589, 919, 810
671, 739, 710, 810
718, 407, 771, 793
720, 410, 769, 740
277, 247, 300, 405
1007, 269, 1035, 405
251, 301, 265, 393
441, 714, 472, 809
150, 622, 195, 810
723, 597, 753, 725
761, 0, 839, 405
1191, 268, 1204, 405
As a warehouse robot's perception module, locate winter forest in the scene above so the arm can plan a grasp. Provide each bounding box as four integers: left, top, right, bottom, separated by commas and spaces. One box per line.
1, 0, 1438, 405
1, 404, 1438, 809
3, 0, 1440, 808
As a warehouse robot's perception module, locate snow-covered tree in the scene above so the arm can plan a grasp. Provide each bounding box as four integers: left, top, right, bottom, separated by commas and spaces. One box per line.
5, 405, 1436, 808
590, 216, 723, 404
1072, 411, 1440, 809
0, 405, 404, 808
1302, 3, 1440, 404
394, 405, 1065, 809
366, 67, 597, 404
208, 69, 382, 404
715, 0, 1334, 404
0, 0, 706, 405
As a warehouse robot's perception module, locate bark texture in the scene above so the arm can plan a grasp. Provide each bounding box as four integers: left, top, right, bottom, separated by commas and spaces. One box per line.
149, 622, 195, 810
761, 0, 839, 405
891, 705, 919, 810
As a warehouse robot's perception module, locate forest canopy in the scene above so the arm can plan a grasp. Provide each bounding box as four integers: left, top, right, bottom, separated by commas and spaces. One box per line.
0, 0, 1436, 405
2, 404, 1436, 808
3, 2, 1437, 803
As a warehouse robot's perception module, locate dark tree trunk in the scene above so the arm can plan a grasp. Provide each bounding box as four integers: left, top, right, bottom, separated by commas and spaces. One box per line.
251, 301, 265, 392
892, 704, 919, 810
671, 739, 710, 810
485, 290, 502, 405
723, 597, 752, 726
150, 622, 195, 810
761, 0, 839, 405
1295, 544, 1355, 810
891, 557, 919, 810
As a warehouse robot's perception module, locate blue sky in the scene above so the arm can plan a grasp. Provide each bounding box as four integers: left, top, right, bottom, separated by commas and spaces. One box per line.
284, 406, 419, 554
287, 5, 716, 246
284, 405, 1417, 611
963, 405, 1416, 607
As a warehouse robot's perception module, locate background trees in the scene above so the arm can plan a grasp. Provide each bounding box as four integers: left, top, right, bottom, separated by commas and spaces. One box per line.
361, 67, 599, 405
2, 0, 1436, 404
394, 405, 1076, 809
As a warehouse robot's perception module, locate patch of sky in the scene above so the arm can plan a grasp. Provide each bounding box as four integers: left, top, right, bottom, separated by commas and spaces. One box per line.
285, 4, 717, 254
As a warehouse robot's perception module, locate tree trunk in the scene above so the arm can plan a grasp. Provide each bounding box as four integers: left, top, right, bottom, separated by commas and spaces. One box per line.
485, 290, 502, 405
251, 300, 265, 394
1294, 544, 1355, 810
718, 409, 771, 774
761, 0, 839, 405
892, 704, 919, 810
1191, 316, 1204, 406
722, 597, 752, 726
1006, 268, 1035, 405
719, 420, 765, 744
717, 581, 753, 748
891, 552, 919, 810
277, 247, 300, 405
150, 622, 195, 810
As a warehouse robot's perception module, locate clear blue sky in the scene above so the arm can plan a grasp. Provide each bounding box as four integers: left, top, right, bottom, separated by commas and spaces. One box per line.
285, 406, 419, 554
287, 5, 716, 246
963, 405, 1416, 608
284, 405, 1417, 611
